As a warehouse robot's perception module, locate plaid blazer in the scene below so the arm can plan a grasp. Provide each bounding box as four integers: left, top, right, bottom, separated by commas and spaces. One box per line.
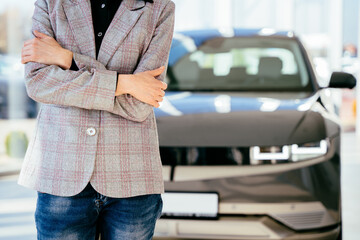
18, 0, 175, 197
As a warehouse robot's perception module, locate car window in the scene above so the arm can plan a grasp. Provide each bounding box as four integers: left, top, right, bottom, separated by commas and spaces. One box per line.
169, 37, 312, 91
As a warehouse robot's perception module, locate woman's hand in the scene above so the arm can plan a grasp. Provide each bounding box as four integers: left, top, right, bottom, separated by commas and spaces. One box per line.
21, 30, 73, 69
116, 67, 167, 108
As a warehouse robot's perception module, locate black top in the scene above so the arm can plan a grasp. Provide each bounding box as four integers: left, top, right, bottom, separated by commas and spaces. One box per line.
70, 0, 122, 70
70, 0, 154, 71
91, 0, 122, 59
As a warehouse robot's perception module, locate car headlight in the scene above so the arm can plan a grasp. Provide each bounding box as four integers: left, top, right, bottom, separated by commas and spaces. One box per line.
291, 140, 328, 161
252, 146, 290, 160
250, 139, 329, 164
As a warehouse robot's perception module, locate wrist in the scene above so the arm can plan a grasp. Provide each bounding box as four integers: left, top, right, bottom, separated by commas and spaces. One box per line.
116, 74, 134, 96
59, 49, 73, 70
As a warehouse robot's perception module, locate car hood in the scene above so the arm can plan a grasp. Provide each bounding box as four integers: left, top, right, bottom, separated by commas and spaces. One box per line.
154, 92, 329, 147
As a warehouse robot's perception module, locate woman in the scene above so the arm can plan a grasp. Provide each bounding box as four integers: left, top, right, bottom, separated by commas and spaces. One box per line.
20, 0, 175, 239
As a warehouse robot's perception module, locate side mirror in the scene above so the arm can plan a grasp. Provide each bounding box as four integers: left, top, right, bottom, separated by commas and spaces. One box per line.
328, 72, 356, 89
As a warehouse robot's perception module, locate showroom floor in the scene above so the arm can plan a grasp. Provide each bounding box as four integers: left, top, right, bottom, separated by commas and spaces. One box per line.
341, 131, 360, 240
0, 131, 359, 240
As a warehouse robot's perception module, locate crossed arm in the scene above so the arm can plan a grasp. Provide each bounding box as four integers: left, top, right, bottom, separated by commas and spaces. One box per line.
21, 0, 175, 122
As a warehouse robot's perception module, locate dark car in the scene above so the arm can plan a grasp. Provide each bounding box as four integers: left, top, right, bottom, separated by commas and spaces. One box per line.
153, 29, 356, 240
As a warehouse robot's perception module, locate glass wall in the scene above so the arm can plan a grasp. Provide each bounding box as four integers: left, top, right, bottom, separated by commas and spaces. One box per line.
0, 0, 36, 166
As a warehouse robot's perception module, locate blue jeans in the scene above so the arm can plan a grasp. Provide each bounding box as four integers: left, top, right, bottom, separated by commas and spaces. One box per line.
35, 183, 163, 240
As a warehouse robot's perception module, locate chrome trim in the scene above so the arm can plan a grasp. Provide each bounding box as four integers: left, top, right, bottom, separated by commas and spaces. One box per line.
219, 201, 326, 215
172, 138, 335, 182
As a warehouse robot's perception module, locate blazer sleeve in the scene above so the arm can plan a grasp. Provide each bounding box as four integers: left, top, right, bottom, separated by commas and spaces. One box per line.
25, 0, 174, 122
114, 1, 176, 122
25, 0, 118, 115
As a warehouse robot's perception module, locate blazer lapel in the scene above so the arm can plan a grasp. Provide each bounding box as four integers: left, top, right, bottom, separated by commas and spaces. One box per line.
62, 0, 96, 59
97, 0, 145, 66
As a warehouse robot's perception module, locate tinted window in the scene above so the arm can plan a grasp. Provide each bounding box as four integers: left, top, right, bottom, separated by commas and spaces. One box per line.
169, 37, 311, 91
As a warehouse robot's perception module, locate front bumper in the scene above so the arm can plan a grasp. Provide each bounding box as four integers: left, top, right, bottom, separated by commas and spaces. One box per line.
157, 135, 341, 239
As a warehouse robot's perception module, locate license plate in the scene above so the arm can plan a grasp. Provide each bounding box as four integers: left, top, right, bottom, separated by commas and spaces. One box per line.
161, 192, 219, 219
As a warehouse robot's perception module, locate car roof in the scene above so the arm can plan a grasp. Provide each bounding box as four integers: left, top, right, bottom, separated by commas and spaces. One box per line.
169, 28, 296, 66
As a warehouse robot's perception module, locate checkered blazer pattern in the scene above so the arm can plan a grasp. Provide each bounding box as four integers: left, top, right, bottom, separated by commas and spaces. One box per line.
18, 0, 175, 197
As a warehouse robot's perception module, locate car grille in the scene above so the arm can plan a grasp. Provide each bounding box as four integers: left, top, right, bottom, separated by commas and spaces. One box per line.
160, 146, 294, 166
160, 147, 251, 166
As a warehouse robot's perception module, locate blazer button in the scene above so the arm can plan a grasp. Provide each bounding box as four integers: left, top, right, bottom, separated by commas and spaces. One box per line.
86, 127, 96, 136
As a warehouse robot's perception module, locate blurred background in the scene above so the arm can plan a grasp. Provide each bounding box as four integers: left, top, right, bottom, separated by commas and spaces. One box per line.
0, 0, 359, 239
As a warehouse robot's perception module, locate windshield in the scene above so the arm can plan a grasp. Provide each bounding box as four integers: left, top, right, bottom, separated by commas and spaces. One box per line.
168, 37, 312, 91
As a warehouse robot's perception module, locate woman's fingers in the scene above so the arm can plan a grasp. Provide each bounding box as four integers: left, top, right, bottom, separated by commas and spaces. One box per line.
151, 79, 167, 90
21, 34, 64, 66
21, 55, 34, 64
24, 37, 44, 47
160, 90, 165, 97
155, 96, 163, 103
21, 46, 34, 63
153, 101, 160, 108
21, 43, 40, 63
22, 45, 33, 55
22, 39, 42, 57
33, 30, 50, 39
146, 95, 160, 108
146, 66, 165, 77
161, 82, 168, 90
23, 39, 31, 47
